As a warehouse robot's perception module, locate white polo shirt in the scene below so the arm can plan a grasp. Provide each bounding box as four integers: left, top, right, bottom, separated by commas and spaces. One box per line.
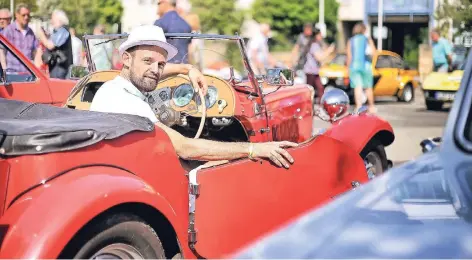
90, 76, 159, 123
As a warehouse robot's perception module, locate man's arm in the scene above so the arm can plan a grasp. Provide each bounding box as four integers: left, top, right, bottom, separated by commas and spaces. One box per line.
346, 40, 352, 68
444, 40, 453, 65
156, 121, 298, 168
162, 63, 208, 95
37, 27, 70, 50
367, 37, 377, 57
33, 47, 43, 68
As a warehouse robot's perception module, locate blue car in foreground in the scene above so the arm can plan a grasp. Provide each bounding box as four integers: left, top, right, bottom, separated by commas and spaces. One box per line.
234, 52, 472, 258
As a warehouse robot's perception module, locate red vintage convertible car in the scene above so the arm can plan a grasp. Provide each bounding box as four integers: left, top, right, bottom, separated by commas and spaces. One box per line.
0, 33, 394, 259
0, 34, 77, 106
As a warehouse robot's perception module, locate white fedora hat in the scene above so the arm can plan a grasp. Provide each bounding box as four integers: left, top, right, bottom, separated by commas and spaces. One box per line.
118, 25, 178, 61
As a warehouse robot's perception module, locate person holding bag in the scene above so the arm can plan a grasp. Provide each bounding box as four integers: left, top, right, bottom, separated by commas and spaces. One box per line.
303, 28, 335, 104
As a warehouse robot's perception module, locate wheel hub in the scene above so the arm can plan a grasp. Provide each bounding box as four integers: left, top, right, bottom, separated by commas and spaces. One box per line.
92, 243, 144, 259
403, 87, 413, 101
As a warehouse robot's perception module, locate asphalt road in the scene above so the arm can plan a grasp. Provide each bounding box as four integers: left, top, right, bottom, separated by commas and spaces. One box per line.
313, 87, 450, 165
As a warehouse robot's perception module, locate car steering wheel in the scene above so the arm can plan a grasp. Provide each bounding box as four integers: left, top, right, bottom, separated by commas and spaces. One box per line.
192, 81, 206, 139
149, 76, 207, 139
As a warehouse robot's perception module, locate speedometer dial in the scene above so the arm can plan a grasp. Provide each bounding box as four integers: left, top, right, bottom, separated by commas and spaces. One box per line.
172, 84, 194, 107
196, 86, 218, 108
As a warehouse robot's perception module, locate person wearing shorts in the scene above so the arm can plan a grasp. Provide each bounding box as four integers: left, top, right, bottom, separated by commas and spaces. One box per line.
346, 22, 377, 113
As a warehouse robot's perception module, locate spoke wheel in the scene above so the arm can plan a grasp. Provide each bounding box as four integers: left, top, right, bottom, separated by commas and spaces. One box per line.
364, 151, 384, 179
361, 140, 388, 179
92, 244, 144, 259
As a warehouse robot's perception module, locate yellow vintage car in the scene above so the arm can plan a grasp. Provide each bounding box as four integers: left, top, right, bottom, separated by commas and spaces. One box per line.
422, 45, 469, 110
319, 51, 420, 103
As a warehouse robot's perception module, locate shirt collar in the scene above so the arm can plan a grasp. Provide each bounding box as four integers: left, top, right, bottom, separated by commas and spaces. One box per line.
116, 76, 147, 101
12, 22, 32, 34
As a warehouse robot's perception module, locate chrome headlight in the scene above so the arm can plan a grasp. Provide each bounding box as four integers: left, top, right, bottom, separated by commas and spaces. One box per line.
196, 86, 218, 108
173, 84, 194, 107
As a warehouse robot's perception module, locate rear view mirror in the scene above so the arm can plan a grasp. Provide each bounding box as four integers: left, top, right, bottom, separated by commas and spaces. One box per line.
67, 65, 89, 80
265, 68, 294, 86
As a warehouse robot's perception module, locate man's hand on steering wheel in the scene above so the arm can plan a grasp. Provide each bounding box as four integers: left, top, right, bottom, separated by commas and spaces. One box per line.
188, 67, 208, 96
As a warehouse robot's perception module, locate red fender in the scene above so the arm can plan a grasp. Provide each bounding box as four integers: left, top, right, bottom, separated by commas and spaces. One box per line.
323, 113, 395, 154
0, 166, 186, 259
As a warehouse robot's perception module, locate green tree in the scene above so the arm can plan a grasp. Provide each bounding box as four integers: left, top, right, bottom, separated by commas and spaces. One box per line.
435, 0, 472, 37
189, 0, 245, 71
0, 0, 38, 12
37, 0, 123, 36
189, 0, 245, 35
251, 0, 339, 48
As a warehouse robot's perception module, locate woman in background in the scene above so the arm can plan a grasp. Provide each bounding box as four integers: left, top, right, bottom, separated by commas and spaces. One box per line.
346, 22, 377, 113
304, 28, 335, 104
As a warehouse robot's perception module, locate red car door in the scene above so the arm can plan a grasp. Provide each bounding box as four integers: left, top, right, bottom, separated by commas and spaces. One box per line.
192, 134, 369, 258
0, 36, 52, 104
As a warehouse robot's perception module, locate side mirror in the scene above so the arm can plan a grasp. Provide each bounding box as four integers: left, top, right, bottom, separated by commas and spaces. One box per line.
265, 68, 294, 86
67, 65, 89, 80
318, 88, 350, 123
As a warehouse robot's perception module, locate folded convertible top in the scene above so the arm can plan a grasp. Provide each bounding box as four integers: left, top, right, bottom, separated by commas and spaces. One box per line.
0, 98, 155, 156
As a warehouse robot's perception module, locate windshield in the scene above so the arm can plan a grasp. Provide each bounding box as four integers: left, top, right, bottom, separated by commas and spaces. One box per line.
85, 35, 250, 82
452, 46, 469, 70
330, 54, 347, 66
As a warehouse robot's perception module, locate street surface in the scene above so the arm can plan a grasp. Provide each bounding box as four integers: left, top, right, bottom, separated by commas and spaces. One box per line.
313, 87, 450, 165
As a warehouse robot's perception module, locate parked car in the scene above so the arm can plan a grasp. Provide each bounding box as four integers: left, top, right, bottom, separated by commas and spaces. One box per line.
0, 33, 394, 259
422, 45, 470, 110
233, 51, 472, 259
319, 51, 420, 103
0, 35, 77, 106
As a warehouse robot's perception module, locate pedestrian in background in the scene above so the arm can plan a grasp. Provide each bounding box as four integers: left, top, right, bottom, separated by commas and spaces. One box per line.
154, 0, 192, 64
304, 28, 335, 104
430, 28, 453, 72
69, 28, 83, 66
0, 8, 11, 32
176, 0, 200, 65
346, 22, 377, 113
247, 23, 276, 75
292, 23, 313, 70
36, 9, 73, 79
1, 3, 40, 72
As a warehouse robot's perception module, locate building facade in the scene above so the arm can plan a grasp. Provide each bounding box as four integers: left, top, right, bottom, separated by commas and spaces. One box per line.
336, 0, 436, 55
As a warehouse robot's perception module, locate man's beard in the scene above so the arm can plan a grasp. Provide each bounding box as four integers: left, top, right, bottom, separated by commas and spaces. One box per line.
129, 70, 160, 93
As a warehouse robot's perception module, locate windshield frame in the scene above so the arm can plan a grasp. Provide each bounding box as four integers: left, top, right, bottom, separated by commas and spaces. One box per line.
83, 33, 261, 96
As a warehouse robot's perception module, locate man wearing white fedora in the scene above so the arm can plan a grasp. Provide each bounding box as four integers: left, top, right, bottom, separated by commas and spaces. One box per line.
90, 25, 298, 168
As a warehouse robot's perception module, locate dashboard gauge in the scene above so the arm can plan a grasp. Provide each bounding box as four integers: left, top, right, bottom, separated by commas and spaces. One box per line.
172, 84, 194, 107
196, 86, 218, 108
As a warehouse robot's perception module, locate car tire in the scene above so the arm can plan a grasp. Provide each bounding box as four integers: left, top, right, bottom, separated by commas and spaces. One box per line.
63, 214, 165, 259
360, 139, 388, 179
399, 84, 414, 103
425, 100, 443, 111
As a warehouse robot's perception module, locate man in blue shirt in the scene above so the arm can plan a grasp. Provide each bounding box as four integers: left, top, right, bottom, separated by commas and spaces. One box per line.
154, 0, 192, 64
430, 29, 452, 72
37, 10, 73, 79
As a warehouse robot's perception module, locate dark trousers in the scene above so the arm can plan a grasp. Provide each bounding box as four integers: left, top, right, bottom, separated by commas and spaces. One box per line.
50, 65, 68, 79
306, 73, 324, 104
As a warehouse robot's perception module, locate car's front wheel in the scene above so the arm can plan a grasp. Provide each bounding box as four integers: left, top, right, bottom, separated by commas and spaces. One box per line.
361, 140, 388, 179
63, 214, 165, 259
399, 84, 414, 102
425, 100, 443, 110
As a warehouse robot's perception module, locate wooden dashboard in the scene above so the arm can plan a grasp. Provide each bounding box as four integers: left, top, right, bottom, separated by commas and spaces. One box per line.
156, 74, 235, 117
65, 71, 236, 118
